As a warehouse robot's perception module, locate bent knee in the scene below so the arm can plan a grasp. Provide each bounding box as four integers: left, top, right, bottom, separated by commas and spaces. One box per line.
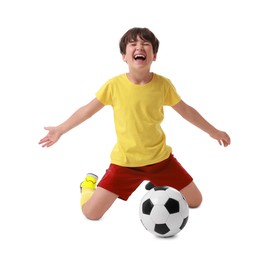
82, 205, 103, 220
187, 193, 203, 208
181, 181, 203, 208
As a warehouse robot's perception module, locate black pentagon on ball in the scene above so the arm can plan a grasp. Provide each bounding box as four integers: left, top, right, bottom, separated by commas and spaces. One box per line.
180, 216, 189, 230
154, 223, 170, 235
165, 198, 180, 214
142, 199, 154, 215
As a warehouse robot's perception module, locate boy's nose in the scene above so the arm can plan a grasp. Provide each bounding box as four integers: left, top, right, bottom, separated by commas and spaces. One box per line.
136, 45, 144, 51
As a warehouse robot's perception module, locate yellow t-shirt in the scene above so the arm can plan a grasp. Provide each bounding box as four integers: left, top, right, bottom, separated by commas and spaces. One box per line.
96, 73, 181, 167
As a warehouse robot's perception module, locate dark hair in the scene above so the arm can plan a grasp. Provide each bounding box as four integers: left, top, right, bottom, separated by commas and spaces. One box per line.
119, 27, 159, 54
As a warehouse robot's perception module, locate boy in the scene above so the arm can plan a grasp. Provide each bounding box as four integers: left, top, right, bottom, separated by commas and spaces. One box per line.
39, 27, 230, 220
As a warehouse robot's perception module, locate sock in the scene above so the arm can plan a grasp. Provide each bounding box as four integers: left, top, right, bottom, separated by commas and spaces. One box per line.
80, 187, 95, 207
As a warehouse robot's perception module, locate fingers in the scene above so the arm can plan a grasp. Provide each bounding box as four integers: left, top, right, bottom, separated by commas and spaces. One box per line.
217, 131, 231, 147
38, 133, 55, 147
39, 126, 56, 147
42, 141, 54, 148
218, 138, 230, 147
39, 134, 49, 144
38, 138, 46, 145
39, 138, 55, 148
222, 140, 229, 147
224, 134, 231, 146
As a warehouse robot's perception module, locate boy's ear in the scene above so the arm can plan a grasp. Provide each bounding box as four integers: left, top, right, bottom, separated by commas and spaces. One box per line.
153, 53, 157, 61
122, 54, 127, 62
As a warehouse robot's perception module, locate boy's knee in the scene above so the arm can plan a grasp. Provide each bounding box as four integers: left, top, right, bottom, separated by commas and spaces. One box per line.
180, 181, 202, 208
187, 193, 203, 208
82, 205, 103, 220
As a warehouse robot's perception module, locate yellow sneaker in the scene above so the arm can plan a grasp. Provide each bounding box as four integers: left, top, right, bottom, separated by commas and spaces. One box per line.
80, 173, 98, 191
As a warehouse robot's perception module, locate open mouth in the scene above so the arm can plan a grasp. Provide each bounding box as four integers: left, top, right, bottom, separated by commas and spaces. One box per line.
134, 54, 146, 61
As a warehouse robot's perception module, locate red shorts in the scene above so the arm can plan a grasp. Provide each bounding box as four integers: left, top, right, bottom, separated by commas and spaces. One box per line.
97, 154, 193, 200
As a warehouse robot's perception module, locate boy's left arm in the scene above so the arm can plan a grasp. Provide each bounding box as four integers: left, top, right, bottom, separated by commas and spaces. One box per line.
172, 100, 231, 147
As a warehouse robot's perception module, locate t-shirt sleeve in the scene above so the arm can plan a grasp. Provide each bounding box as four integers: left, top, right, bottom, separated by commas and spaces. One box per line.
95, 81, 112, 105
164, 79, 181, 106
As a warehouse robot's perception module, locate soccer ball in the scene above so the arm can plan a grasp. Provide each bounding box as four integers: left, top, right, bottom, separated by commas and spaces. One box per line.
139, 186, 189, 237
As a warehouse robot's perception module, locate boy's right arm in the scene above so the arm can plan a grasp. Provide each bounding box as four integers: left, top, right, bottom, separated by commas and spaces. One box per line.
39, 98, 104, 147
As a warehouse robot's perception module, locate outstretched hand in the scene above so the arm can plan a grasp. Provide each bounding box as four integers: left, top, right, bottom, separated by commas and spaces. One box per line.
211, 130, 231, 147
38, 126, 62, 148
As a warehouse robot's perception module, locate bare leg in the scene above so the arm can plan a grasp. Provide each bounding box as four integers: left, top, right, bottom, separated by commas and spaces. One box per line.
82, 187, 119, 220
180, 181, 202, 208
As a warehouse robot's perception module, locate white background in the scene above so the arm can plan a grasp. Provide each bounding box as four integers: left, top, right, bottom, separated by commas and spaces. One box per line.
1, 0, 272, 259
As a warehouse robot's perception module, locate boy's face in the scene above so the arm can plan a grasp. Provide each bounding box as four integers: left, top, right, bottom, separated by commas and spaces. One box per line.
122, 35, 156, 70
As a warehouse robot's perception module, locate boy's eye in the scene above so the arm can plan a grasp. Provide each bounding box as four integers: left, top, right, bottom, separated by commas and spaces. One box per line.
128, 42, 150, 47
128, 42, 136, 46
